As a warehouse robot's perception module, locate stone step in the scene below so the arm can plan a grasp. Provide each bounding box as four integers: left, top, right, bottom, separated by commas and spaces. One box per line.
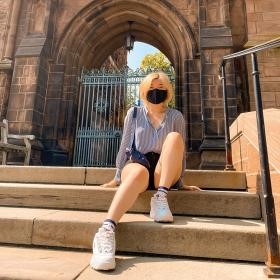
0, 245, 266, 280
0, 166, 247, 190
0, 206, 266, 262
0, 183, 261, 219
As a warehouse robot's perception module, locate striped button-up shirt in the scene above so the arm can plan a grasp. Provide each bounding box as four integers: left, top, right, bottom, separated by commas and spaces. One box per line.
114, 106, 186, 183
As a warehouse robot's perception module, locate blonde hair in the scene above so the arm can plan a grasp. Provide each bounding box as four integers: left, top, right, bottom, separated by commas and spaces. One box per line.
139, 72, 174, 106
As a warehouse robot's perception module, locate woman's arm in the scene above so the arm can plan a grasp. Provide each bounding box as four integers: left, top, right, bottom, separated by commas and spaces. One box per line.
174, 111, 202, 191
174, 111, 187, 181
113, 107, 135, 184
100, 108, 134, 187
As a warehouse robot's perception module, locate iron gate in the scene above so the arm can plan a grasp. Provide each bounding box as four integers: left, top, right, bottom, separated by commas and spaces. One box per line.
73, 68, 174, 167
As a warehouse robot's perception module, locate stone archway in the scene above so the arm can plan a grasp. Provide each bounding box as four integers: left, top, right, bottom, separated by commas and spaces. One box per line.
42, 0, 198, 165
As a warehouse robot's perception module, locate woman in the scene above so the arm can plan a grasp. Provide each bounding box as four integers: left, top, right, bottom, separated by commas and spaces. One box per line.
90, 72, 200, 271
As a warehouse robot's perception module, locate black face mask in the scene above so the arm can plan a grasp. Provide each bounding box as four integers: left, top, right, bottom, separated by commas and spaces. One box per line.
147, 89, 168, 104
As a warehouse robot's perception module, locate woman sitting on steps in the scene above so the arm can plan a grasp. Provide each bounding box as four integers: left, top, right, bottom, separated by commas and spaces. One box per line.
90, 72, 201, 271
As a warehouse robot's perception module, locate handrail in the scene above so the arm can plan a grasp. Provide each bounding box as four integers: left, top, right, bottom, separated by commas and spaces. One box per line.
223, 37, 280, 60
219, 37, 280, 278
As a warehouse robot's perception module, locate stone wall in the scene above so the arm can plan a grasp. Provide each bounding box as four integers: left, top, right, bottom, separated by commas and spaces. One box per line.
244, 0, 280, 111
230, 109, 280, 223
0, 0, 279, 166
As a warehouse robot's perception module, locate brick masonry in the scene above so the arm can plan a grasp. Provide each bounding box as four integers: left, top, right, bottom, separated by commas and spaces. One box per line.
0, 0, 279, 166
244, 0, 280, 111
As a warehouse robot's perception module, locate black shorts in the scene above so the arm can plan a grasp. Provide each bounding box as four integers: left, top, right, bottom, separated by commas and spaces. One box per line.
144, 152, 181, 190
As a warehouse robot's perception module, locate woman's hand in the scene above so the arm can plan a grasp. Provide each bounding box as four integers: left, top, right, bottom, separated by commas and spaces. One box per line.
99, 179, 118, 188
181, 185, 202, 191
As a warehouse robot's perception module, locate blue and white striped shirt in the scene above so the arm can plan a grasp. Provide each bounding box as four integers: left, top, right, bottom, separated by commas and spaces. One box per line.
114, 106, 186, 183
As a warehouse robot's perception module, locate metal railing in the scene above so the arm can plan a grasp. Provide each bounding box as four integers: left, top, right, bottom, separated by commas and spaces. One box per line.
219, 37, 280, 277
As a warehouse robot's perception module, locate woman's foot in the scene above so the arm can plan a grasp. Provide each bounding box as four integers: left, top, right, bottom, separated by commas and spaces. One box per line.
150, 193, 173, 222
90, 227, 116, 270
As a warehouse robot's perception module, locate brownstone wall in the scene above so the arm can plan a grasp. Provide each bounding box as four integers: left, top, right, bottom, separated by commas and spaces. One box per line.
244, 0, 280, 111
246, 48, 280, 111
245, 0, 280, 45
7, 57, 42, 134
230, 109, 280, 224
1, 0, 279, 166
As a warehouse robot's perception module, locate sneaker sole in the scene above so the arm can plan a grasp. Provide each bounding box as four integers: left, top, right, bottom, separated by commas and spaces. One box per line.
154, 218, 174, 223
150, 211, 173, 223
90, 256, 116, 271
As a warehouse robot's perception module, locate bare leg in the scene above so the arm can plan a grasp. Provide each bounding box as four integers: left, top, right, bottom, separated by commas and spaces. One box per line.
154, 132, 184, 188
106, 163, 149, 223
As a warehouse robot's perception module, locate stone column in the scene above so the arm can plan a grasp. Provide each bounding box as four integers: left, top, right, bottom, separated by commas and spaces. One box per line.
0, 0, 22, 120
6, 0, 56, 164
3, 0, 22, 61
198, 0, 237, 169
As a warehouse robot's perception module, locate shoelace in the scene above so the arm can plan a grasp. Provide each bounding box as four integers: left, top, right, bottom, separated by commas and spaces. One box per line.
97, 229, 114, 254
155, 195, 170, 210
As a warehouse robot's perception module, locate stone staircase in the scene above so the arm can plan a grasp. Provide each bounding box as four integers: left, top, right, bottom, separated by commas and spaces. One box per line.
0, 166, 266, 264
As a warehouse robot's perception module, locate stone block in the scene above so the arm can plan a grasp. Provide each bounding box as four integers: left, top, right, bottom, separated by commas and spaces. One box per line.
188, 73, 200, 83
204, 99, 223, 107
256, 21, 280, 35
205, 119, 218, 135
202, 75, 214, 86
0, 183, 260, 218
0, 166, 86, 184
191, 123, 203, 139
8, 94, 24, 109
6, 110, 17, 121
0, 246, 91, 280
204, 108, 213, 119
247, 22, 257, 34
0, 207, 55, 245
203, 63, 218, 75
255, 1, 280, 12
32, 210, 104, 249
261, 81, 280, 92
31, 209, 266, 262
213, 107, 224, 118
190, 112, 202, 123
263, 12, 280, 21
24, 93, 35, 109
85, 167, 116, 185
188, 83, 200, 92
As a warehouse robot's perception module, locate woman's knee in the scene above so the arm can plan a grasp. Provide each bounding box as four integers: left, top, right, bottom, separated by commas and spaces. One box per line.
121, 163, 149, 187
164, 132, 184, 147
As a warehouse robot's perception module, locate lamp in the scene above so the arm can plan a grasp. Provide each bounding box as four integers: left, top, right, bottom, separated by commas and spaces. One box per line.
125, 21, 135, 52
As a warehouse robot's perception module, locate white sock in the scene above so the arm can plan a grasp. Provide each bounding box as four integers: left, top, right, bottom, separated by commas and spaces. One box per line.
102, 219, 116, 232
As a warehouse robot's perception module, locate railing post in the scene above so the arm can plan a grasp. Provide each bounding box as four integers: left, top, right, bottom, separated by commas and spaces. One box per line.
220, 61, 235, 171
251, 52, 280, 277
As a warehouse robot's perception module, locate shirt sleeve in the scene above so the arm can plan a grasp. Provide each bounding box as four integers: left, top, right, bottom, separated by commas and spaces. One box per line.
174, 110, 187, 183
114, 107, 134, 184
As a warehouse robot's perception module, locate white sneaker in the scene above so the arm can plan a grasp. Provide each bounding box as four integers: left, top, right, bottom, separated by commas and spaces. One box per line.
90, 227, 116, 270
150, 193, 173, 223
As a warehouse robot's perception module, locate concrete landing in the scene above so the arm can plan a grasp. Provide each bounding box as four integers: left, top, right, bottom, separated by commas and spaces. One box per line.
0, 245, 266, 280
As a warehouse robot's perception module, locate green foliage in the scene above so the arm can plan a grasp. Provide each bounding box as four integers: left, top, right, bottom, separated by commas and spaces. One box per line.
140, 51, 173, 73
140, 51, 175, 107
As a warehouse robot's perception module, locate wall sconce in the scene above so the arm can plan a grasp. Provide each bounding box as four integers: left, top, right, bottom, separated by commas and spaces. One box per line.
125, 21, 135, 52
